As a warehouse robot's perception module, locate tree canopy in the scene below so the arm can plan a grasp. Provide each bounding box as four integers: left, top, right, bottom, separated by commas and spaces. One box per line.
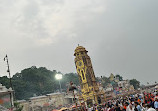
115, 74, 123, 81
129, 79, 140, 89
0, 66, 79, 100
0, 66, 140, 100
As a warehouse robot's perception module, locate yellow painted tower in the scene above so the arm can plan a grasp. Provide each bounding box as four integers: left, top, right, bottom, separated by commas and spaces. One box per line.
74, 46, 104, 105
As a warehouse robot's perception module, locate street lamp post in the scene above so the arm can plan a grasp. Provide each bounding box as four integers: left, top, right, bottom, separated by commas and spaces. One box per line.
55, 74, 62, 93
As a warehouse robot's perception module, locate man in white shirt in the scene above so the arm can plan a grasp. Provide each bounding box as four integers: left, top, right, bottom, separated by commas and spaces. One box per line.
146, 104, 156, 111
141, 103, 146, 111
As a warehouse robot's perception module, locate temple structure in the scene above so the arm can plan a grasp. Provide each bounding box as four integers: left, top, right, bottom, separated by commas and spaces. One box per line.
74, 46, 105, 105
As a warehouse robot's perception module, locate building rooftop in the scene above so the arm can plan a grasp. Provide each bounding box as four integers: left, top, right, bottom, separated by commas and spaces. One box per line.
0, 83, 13, 93
74, 46, 88, 56
17, 100, 26, 103
29, 95, 47, 100
46, 92, 63, 96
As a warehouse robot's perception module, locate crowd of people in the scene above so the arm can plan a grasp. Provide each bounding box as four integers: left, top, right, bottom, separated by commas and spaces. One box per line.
87, 92, 158, 111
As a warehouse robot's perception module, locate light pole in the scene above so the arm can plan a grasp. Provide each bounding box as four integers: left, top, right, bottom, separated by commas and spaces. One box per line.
55, 74, 62, 93
4, 55, 13, 108
4, 55, 13, 89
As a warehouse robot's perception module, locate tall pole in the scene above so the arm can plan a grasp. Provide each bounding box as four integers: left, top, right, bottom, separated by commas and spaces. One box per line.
59, 79, 62, 93
4, 55, 13, 89
4, 55, 13, 108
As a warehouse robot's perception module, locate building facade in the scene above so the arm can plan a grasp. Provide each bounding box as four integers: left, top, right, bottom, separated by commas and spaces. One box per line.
0, 83, 14, 110
18, 92, 72, 111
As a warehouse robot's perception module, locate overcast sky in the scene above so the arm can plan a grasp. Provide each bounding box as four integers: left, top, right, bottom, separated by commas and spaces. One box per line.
0, 0, 158, 85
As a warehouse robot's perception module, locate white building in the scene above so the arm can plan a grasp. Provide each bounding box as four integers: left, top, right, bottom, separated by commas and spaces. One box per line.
18, 92, 72, 111
117, 80, 134, 91
0, 83, 14, 109
105, 84, 113, 92
118, 80, 130, 88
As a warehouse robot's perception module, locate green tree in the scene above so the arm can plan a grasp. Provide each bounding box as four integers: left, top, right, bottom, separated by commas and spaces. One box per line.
14, 102, 23, 111
8, 66, 79, 100
101, 76, 110, 87
11, 66, 59, 99
0, 76, 10, 88
129, 79, 140, 89
115, 74, 123, 81
0, 66, 141, 100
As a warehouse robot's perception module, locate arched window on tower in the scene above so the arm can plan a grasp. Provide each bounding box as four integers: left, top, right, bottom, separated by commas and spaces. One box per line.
82, 57, 87, 65
81, 70, 85, 80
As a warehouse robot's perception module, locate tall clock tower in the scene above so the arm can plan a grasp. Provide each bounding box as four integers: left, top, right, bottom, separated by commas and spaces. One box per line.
74, 46, 104, 105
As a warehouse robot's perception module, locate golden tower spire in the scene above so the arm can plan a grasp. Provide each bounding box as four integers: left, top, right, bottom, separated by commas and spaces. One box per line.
74, 46, 105, 105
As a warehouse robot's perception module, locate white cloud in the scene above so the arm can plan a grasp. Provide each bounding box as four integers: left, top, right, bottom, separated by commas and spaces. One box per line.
36, 37, 54, 46
0, 0, 157, 84
0, 0, 106, 46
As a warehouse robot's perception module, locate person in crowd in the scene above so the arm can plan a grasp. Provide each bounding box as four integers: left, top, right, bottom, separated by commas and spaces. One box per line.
134, 102, 141, 111
149, 99, 155, 109
141, 103, 146, 111
107, 104, 112, 111
114, 103, 121, 111
146, 104, 156, 111
88, 105, 93, 111
126, 101, 134, 111
154, 95, 158, 111
122, 102, 127, 111
109, 105, 115, 111
66, 90, 158, 111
